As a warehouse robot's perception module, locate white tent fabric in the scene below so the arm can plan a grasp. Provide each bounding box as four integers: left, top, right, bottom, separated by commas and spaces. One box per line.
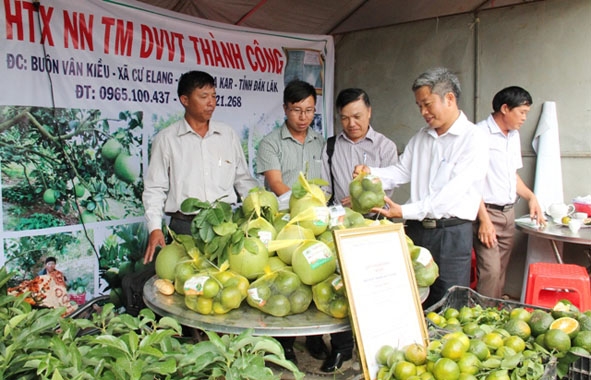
521, 101, 564, 301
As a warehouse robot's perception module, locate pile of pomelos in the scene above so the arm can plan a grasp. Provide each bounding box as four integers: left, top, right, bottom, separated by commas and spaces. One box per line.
153, 173, 438, 318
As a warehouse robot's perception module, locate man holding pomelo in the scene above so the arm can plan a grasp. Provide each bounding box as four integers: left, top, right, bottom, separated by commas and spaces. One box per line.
319, 88, 398, 372
143, 71, 259, 263
354, 68, 488, 307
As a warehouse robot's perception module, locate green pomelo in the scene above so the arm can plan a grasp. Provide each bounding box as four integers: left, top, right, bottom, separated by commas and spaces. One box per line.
242, 188, 279, 217
114, 153, 140, 183
268, 256, 288, 272
242, 216, 277, 252
274, 270, 301, 295
361, 175, 383, 192
349, 180, 364, 199
101, 138, 123, 161
358, 190, 385, 214
292, 240, 336, 285
289, 286, 312, 314
276, 224, 315, 265
573, 330, 591, 351
289, 182, 327, 215
343, 207, 365, 228
528, 310, 554, 336
317, 230, 336, 254
80, 210, 98, 223
43, 188, 57, 204
414, 259, 439, 287
155, 243, 189, 281
228, 237, 269, 280
265, 293, 291, 317
295, 205, 330, 236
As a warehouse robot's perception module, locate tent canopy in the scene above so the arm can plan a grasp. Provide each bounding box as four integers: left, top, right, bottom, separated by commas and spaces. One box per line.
136, 0, 537, 35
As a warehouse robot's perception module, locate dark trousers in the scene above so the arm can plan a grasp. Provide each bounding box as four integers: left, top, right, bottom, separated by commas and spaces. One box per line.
405, 220, 473, 308
169, 217, 192, 235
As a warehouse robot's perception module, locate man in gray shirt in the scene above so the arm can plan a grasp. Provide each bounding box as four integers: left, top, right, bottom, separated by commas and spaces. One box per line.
256, 80, 324, 196
256, 79, 328, 365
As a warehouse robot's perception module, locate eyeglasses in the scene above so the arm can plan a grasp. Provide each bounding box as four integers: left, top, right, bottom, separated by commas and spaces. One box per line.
288, 108, 315, 116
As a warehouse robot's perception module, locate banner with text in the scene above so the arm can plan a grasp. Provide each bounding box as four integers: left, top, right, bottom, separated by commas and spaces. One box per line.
0, 0, 334, 301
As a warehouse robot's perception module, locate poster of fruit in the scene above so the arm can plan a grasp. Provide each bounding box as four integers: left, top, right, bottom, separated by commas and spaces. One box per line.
0, 0, 334, 301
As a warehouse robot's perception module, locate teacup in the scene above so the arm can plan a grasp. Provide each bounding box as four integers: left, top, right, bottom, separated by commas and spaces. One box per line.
569, 219, 582, 233
547, 203, 575, 221
573, 212, 587, 220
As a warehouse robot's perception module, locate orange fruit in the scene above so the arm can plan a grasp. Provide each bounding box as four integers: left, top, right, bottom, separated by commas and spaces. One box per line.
394, 360, 417, 380
432, 358, 460, 380
544, 329, 571, 353
441, 338, 468, 361
504, 319, 531, 340
503, 335, 526, 353
376, 345, 395, 366
457, 352, 480, 375
510, 307, 532, 322
468, 339, 490, 361
550, 316, 580, 338
220, 286, 243, 309
482, 332, 504, 351
404, 343, 427, 366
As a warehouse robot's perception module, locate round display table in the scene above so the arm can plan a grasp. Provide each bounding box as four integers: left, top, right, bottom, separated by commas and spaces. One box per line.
143, 275, 351, 336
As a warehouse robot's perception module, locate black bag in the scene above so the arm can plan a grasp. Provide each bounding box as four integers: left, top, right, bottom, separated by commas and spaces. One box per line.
121, 262, 155, 317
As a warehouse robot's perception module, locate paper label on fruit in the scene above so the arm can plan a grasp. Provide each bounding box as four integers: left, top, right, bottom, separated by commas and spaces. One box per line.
313, 206, 329, 226
303, 244, 332, 269
247, 288, 266, 306
282, 213, 291, 221
416, 247, 433, 266
331, 276, 343, 291
257, 230, 273, 247
184, 275, 208, 295
328, 205, 346, 227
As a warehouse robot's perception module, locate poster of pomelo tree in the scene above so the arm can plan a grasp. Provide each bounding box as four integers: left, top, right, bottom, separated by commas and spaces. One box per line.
0, 0, 333, 302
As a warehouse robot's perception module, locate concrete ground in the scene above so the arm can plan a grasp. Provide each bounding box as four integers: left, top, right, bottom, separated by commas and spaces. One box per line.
272, 335, 363, 380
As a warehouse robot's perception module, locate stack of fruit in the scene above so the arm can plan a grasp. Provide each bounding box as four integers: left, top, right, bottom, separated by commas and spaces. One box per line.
246, 269, 313, 317
349, 172, 386, 214
149, 173, 439, 319
375, 297, 588, 380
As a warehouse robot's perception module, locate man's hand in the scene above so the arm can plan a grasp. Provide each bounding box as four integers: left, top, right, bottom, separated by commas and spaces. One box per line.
353, 165, 370, 178
528, 196, 546, 227
371, 196, 402, 219
478, 220, 497, 248
340, 196, 352, 208
144, 229, 165, 264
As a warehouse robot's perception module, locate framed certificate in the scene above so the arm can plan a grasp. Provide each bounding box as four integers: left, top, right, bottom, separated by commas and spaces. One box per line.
333, 223, 429, 380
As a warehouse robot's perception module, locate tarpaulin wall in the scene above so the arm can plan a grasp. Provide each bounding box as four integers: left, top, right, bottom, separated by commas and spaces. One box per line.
0, 0, 334, 300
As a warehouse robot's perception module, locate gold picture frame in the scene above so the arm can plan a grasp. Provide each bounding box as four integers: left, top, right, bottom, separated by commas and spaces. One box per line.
333, 223, 429, 380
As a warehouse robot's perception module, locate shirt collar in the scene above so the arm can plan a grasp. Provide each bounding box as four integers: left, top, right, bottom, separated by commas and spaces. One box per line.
178, 119, 220, 137
337, 125, 376, 143
486, 114, 517, 137
426, 111, 470, 138
280, 122, 318, 143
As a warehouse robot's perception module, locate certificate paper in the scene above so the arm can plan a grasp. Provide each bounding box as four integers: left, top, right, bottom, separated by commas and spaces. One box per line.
334, 224, 428, 380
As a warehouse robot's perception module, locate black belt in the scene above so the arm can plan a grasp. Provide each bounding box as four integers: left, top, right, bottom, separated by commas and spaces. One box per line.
407, 217, 471, 229
485, 203, 514, 212
166, 212, 196, 222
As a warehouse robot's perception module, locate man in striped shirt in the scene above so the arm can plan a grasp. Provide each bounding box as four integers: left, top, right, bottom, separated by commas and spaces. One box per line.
319, 88, 398, 372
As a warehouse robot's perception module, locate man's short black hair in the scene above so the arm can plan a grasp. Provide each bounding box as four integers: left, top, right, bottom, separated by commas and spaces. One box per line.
45, 256, 57, 264
177, 71, 215, 98
492, 86, 533, 112
283, 79, 317, 105
336, 88, 371, 112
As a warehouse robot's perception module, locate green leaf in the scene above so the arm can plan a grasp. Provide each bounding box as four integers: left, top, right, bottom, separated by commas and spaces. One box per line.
199, 225, 215, 243
94, 335, 131, 356
243, 238, 260, 255
143, 357, 177, 375
206, 208, 226, 225
213, 221, 237, 236
180, 198, 210, 213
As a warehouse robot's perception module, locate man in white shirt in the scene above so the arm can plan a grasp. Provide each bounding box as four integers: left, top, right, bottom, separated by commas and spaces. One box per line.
354, 67, 489, 307
143, 71, 259, 263
474, 86, 545, 298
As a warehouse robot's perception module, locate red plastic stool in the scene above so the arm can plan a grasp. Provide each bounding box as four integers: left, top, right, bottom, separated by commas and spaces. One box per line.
524, 262, 591, 311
